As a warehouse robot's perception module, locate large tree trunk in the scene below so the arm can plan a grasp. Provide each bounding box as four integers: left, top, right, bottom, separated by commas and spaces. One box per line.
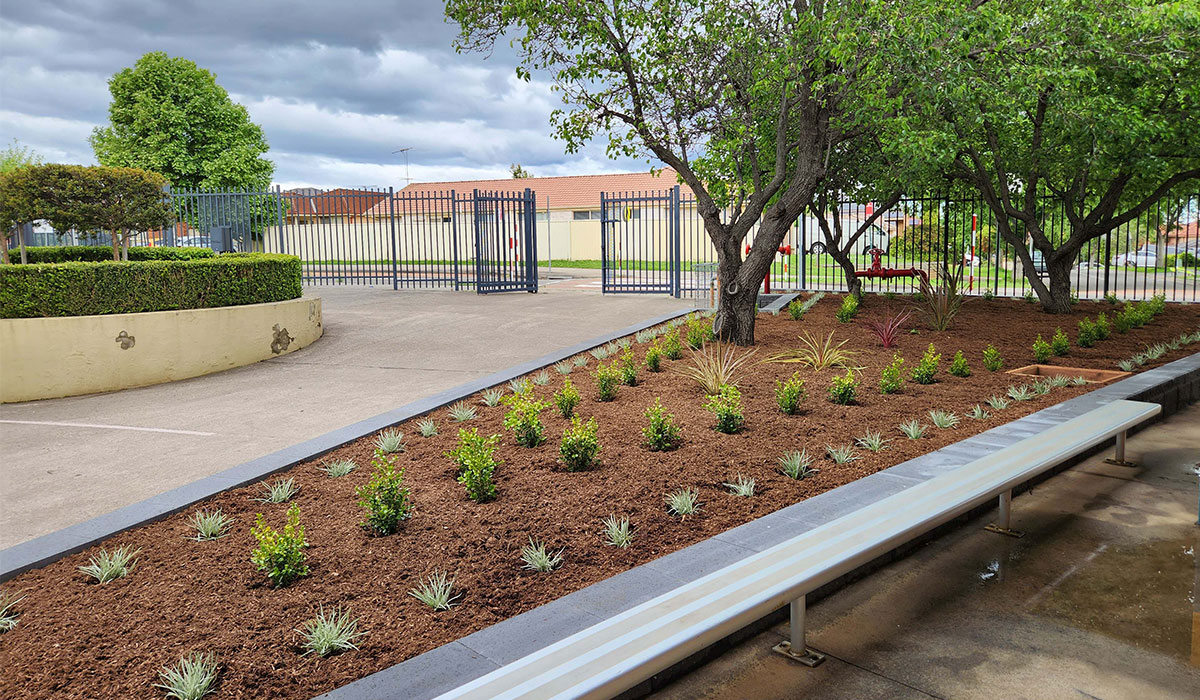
827, 243, 863, 299
1040, 253, 1075, 314
711, 215, 792, 345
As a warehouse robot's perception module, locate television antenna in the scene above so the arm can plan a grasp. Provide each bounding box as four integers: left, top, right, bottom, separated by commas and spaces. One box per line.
392, 147, 412, 186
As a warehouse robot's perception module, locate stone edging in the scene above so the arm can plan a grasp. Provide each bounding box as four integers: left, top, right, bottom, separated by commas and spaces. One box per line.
0, 307, 694, 582
315, 350, 1200, 700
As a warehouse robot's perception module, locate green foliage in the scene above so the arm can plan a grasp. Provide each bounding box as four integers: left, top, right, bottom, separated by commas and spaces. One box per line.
554, 377, 581, 418
855, 431, 889, 452
834, 294, 859, 323
1095, 312, 1111, 340
704, 384, 745, 433
319, 458, 357, 478
664, 488, 700, 517
916, 264, 966, 331
1077, 318, 1098, 348
825, 443, 859, 464
560, 416, 601, 471
594, 361, 621, 401
0, 138, 42, 174
448, 429, 501, 502
986, 395, 1010, 410
618, 348, 639, 386
643, 398, 682, 451
644, 340, 663, 372
0, 254, 301, 318
910, 344, 940, 384
601, 515, 633, 548
982, 344, 1003, 372
1050, 328, 1070, 356
256, 477, 299, 504
250, 504, 308, 587
481, 388, 505, 407
417, 419, 438, 438
774, 372, 806, 414
502, 393, 550, 447
91, 52, 273, 191
673, 342, 757, 394
685, 314, 714, 349
967, 404, 991, 420
188, 509, 233, 541
827, 369, 858, 405
0, 590, 22, 633
521, 538, 564, 572
948, 350, 970, 378
373, 428, 406, 454
532, 370, 551, 386
508, 378, 531, 395
78, 545, 139, 584
661, 330, 683, 360
154, 652, 219, 700
879, 353, 905, 394
356, 450, 413, 536
787, 298, 805, 320
299, 606, 366, 657
723, 474, 756, 497
779, 449, 817, 480
554, 360, 573, 375
1007, 384, 1035, 401
14, 246, 216, 263
409, 570, 460, 611
928, 409, 960, 429
765, 331, 857, 370
1032, 334, 1052, 362
448, 401, 477, 422
898, 419, 926, 439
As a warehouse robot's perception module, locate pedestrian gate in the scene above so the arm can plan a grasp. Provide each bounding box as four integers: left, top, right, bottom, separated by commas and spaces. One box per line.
601, 187, 682, 296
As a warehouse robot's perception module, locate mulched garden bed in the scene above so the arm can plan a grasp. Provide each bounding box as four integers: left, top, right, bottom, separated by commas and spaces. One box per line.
3, 296, 1198, 700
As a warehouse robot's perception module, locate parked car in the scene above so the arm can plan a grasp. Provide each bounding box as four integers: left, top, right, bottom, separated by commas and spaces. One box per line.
1028, 248, 1048, 275
176, 235, 212, 249
1114, 247, 1157, 268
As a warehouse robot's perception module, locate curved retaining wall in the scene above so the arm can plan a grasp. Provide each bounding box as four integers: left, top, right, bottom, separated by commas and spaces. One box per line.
0, 296, 323, 403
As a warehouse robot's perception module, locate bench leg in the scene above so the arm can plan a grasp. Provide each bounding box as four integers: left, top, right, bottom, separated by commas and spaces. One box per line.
1104, 430, 1138, 467
772, 595, 826, 667
985, 489, 1024, 538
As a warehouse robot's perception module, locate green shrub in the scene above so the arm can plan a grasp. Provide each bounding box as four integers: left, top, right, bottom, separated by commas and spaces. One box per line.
835, 294, 859, 323
250, 504, 308, 587
948, 350, 970, 377
982, 344, 1003, 372
502, 393, 549, 447
554, 378, 581, 418
705, 384, 745, 433
1032, 334, 1052, 361
827, 369, 858, 405
560, 417, 601, 471
1104, 293, 1119, 304
685, 314, 714, 349
1095, 312, 1111, 340
447, 428, 501, 502
15, 245, 217, 264
910, 343, 940, 384
1050, 328, 1070, 356
661, 330, 684, 360
1145, 294, 1166, 316
645, 341, 663, 372
787, 298, 805, 320
879, 353, 905, 394
1113, 308, 1133, 333
0, 253, 302, 318
356, 450, 413, 535
1077, 318, 1098, 348
595, 362, 620, 401
643, 398, 682, 450
618, 348, 638, 386
774, 372, 806, 414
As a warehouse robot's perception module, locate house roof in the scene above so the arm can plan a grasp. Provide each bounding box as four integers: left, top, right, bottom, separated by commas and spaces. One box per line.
1164, 220, 1198, 241
283, 188, 389, 217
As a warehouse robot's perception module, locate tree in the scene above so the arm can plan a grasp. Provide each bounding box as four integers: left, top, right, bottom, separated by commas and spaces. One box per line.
885, 0, 1200, 312
0, 139, 43, 264
90, 52, 274, 192
448, 1, 916, 344
510, 163, 533, 178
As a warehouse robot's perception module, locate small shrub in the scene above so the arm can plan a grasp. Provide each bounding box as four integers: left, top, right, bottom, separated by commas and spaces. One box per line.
154, 652, 219, 700
787, 298, 805, 320
554, 377, 581, 418
898, 419, 926, 439
982, 344, 1003, 372
319, 458, 357, 477
256, 477, 299, 504
1024, 290, 1036, 304
508, 378, 531, 395
825, 443, 858, 464
618, 348, 639, 386
774, 372, 806, 414
879, 353, 905, 394
1095, 312, 1111, 340
643, 398, 683, 451
665, 488, 701, 517
910, 343, 940, 384
1077, 318, 1098, 348
779, 449, 817, 479
1050, 327, 1070, 356
855, 431, 888, 452
532, 370, 551, 386
705, 384, 745, 433
1032, 334, 1052, 362
572, 355, 589, 367
724, 474, 756, 497
982, 289, 995, 301
827, 369, 858, 405
674, 342, 757, 394
948, 350, 970, 378
560, 417, 601, 472
409, 571, 460, 611
79, 545, 139, 584
1113, 309, 1134, 333
250, 504, 308, 587
645, 341, 663, 372
594, 362, 621, 401
356, 450, 413, 535
449, 401, 477, 421
299, 606, 366, 657
554, 360, 573, 375
661, 330, 684, 360
835, 294, 859, 323
685, 314, 714, 349
373, 428, 405, 454
765, 331, 857, 371
417, 418, 438, 438
521, 538, 564, 572
1104, 293, 1119, 305
447, 429, 501, 503
928, 409, 960, 429
481, 388, 505, 407
189, 509, 233, 541
601, 515, 633, 548
502, 393, 550, 447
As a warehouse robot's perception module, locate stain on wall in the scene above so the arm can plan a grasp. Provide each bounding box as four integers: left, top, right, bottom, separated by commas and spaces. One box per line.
114, 331, 135, 350
270, 324, 295, 354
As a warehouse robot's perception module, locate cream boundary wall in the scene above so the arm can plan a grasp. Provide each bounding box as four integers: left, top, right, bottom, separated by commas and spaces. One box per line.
1, 297, 323, 403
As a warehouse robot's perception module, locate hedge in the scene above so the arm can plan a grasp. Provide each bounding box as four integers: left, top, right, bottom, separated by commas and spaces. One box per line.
14, 246, 216, 264
0, 253, 302, 318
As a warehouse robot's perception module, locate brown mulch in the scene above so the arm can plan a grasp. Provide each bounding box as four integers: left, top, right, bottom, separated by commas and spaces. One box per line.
2, 297, 1197, 700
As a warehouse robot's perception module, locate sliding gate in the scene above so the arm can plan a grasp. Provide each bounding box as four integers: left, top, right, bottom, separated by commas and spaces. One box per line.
473, 189, 539, 294
601, 187, 682, 295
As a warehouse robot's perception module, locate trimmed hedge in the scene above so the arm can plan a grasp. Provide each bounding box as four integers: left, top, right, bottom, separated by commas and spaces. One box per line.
1, 253, 302, 318
15, 245, 217, 264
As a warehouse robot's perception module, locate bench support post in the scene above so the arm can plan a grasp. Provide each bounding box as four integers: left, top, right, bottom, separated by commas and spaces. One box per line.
1104, 430, 1137, 467
772, 595, 827, 667
985, 488, 1024, 538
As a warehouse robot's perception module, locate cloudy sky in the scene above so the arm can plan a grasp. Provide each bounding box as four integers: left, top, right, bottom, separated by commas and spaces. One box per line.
0, 1, 652, 189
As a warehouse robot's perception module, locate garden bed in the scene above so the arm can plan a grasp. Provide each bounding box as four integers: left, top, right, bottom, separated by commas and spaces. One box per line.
2, 296, 1198, 700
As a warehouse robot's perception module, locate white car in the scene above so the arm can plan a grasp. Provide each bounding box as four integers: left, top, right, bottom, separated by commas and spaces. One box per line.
1114, 248, 1157, 267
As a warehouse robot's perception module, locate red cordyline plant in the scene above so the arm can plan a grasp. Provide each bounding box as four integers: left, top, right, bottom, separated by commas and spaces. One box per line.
864, 308, 913, 348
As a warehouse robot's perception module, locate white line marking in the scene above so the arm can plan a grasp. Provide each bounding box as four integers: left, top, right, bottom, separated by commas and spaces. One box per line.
0, 419, 215, 436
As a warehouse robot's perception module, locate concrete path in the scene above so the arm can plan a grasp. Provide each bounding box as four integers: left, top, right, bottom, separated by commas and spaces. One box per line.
0, 285, 691, 549
651, 403, 1200, 700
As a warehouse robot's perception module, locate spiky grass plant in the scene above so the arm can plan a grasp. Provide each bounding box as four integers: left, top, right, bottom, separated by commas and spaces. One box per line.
635, 329, 654, 344
298, 605, 366, 657
1071, 375, 1089, 386
154, 652, 219, 700
1047, 374, 1072, 388
986, 395, 1010, 410
916, 262, 966, 330
665, 488, 701, 517
779, 449, 817, 480
855, 431, 889, 453
724, 474, 756, 498
509, 378, 532, 395
481, 388, 505, 407
554, 360, 573, 375
616, 338, 632, 350
373, 428, 405, 454
79, 545, 139, 583
590, 346, 611, 361
572, 355, 589, 368
605, 342, 621, 355
825, 444, 859, 464
532, 370, 551, 386
521, 538, 564, 572
928, 409, 959, 429
765, 331, 857, 370
672, 342, 758, 394
898, 419, 927, 440
601, 515, 633, 548
417, 418, 438, 437
1030, 378, 1052, 396
1007, 385, 1035, 402
0, 590, 24, 633
966, 405, 991, 420
863, 308, 912, 348
319, 458, 357, 477
256, 477, 300, 504
189, 509, 234, 541
409, 570, 460, 611
449, 401, 478, 421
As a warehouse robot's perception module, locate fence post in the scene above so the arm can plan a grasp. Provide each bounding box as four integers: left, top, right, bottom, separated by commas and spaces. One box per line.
942, 193, 951, 270
672, 185, 682, 298
388, 187, 398, 291
1103, 228, 1111, 298
526, 188, 538, 293
451, 190, 460, 291
472, 189, 483, 294
600, 191, 609, 294
275, 185, 285, 255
